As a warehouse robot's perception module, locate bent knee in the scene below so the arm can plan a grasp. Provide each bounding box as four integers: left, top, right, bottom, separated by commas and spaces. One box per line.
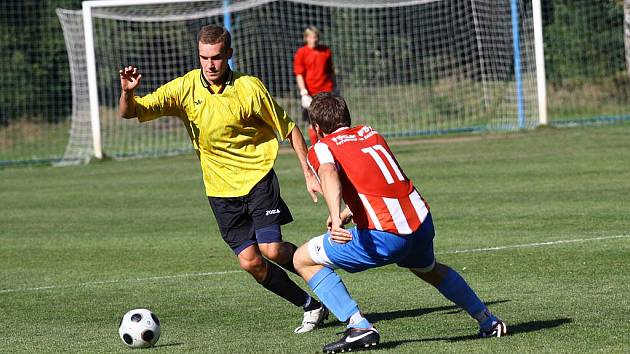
239, 255, 266, 274
410, 262, 448, 286
410, 260, 436, 274
292, 245, 311, 271
259, 244, 285, 263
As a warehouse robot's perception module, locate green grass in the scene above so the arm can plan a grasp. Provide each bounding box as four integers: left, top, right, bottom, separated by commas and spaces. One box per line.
1, 124, 629, 353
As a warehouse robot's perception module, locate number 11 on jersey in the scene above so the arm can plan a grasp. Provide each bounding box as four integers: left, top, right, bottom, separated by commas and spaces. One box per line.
361, 145, 404, 184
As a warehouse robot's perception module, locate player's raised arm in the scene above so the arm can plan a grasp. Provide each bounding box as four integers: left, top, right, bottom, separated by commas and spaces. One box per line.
119, 66, 142, 118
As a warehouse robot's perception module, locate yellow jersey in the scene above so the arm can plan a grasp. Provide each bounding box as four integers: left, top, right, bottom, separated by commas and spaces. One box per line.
134, 69, 295, 197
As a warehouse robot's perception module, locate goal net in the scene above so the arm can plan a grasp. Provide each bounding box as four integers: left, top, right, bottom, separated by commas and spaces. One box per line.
56, 0, 540, 164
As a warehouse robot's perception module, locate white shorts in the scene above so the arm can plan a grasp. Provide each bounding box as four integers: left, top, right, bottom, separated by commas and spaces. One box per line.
307, 235, 338, 269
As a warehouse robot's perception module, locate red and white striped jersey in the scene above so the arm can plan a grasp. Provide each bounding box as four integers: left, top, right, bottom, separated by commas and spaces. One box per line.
307, 125, 430, 235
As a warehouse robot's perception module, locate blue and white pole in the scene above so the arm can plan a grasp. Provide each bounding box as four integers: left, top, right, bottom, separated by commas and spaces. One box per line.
223, 0, 234, 69
511, 0, 525, 129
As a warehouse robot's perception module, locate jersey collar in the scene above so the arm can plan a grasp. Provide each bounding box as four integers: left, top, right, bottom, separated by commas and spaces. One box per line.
322, 126, 351, 141
200, 68, 234, 94
332, 127, 349, 134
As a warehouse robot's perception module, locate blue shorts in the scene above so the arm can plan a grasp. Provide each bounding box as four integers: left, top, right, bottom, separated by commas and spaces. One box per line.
307, 213, 436, 273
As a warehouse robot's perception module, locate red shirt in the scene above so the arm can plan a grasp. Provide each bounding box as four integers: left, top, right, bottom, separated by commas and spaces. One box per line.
293, 45, 334, 95
307, 126, 430, 235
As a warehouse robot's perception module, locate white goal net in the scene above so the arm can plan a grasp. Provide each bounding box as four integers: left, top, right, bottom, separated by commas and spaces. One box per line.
56, 0, 540, 164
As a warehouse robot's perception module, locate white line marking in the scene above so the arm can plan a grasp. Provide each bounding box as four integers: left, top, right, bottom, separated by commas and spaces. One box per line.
0, 270, 242, 294
436, 234, 630, 255
1, 235, 628, 294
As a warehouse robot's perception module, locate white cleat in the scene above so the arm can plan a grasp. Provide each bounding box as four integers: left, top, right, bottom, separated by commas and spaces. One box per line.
479, 319, 508, 338
294, 306, 329, 334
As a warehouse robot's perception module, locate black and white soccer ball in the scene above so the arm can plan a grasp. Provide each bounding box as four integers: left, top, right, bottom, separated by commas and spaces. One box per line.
118, 309, 161, 348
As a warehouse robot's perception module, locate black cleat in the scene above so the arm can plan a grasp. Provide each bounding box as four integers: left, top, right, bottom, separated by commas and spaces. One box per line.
479, 319, 508, 338
322, 327, 380, 353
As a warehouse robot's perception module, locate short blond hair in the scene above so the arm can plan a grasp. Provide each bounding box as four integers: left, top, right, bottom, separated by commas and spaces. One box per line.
303, 26, 321, 40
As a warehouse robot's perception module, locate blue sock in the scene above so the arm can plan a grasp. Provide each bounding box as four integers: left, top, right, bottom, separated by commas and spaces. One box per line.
436, 269, 495, 327
307, 267, 359, 322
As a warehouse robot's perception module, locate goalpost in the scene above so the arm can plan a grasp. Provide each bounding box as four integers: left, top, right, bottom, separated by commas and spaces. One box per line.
57, 0, 547, 165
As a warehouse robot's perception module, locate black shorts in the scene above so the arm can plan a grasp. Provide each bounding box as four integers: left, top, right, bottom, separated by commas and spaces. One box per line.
208, 169, 293, 255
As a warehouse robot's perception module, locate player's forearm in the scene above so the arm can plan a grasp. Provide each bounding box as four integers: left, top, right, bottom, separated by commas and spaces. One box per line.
319, 166, 343, 222
296, 75, 307, 95
288, 126, 312, 176
119, 90, 137, 119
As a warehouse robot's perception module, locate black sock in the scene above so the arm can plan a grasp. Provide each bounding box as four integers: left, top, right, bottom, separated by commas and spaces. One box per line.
303, 295, 322, 312
259, 261, 308, 307
277, 242, 299, 275
279, 243, 322, 311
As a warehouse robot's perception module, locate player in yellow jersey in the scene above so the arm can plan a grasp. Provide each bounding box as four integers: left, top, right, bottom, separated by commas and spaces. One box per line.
118, 25, 328, 333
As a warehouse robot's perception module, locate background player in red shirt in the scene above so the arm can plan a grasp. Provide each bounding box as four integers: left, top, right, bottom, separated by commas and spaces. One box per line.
294, 26, 335, 145
293, 93, 507, 353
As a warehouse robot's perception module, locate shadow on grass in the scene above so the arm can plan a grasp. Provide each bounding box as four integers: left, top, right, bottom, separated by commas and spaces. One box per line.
319, 300, 510, 329
152, 342, 185, 348
378, 317, 573, 349
367, 299, 510, 323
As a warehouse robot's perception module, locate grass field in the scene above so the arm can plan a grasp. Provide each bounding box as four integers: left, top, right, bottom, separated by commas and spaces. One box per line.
1, 124, 629, 353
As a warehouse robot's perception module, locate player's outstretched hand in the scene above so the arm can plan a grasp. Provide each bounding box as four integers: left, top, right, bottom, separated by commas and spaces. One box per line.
119, 66, 142, 92
328, 218, 352, 244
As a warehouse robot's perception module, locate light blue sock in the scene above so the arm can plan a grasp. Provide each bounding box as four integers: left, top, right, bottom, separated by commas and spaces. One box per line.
436, 269, 496, 328
307, 267, 359, 322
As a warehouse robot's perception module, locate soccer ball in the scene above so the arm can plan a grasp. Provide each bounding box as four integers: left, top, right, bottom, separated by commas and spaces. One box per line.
118, 309, 161, 348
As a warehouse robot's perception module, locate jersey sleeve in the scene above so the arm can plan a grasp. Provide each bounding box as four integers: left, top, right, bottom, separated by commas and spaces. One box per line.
250, 77, 296, 140
307, 142, 336, 175
134, 76, 185, 122
293, 48, 305, 76
306, 147, 321, 177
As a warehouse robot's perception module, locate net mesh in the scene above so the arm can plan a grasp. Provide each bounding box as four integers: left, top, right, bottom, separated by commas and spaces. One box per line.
0, 1, 80, 165
2, 0, 627, 166
57, 9, 93, 165
544, 1, 629, 123
56, 0, 539, 164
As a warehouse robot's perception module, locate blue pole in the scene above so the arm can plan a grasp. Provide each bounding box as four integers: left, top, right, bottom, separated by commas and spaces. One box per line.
223, 0, 234, 69
511, 0, 525, 129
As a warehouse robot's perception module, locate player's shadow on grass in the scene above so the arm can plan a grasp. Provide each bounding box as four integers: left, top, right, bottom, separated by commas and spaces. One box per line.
319, 300, 509, 329
378, 317, 573, 349
367, 299, 510, 324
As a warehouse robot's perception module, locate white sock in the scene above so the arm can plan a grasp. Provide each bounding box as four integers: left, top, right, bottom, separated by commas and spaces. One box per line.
348, 311, 366, 325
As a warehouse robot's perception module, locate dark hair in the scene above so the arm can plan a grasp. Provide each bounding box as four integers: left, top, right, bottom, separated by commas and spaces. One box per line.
197, 25, 231, 49
308, 93, 351, 134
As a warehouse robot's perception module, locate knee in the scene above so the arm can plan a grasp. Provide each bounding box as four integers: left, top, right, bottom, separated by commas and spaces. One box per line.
292, 245, 310, 274
411, 262, 448, 286
239, 254, 266, 278
259, 243, 288, 263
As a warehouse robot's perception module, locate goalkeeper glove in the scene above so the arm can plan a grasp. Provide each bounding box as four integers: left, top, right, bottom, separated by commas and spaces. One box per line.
300, 89, 312, 109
